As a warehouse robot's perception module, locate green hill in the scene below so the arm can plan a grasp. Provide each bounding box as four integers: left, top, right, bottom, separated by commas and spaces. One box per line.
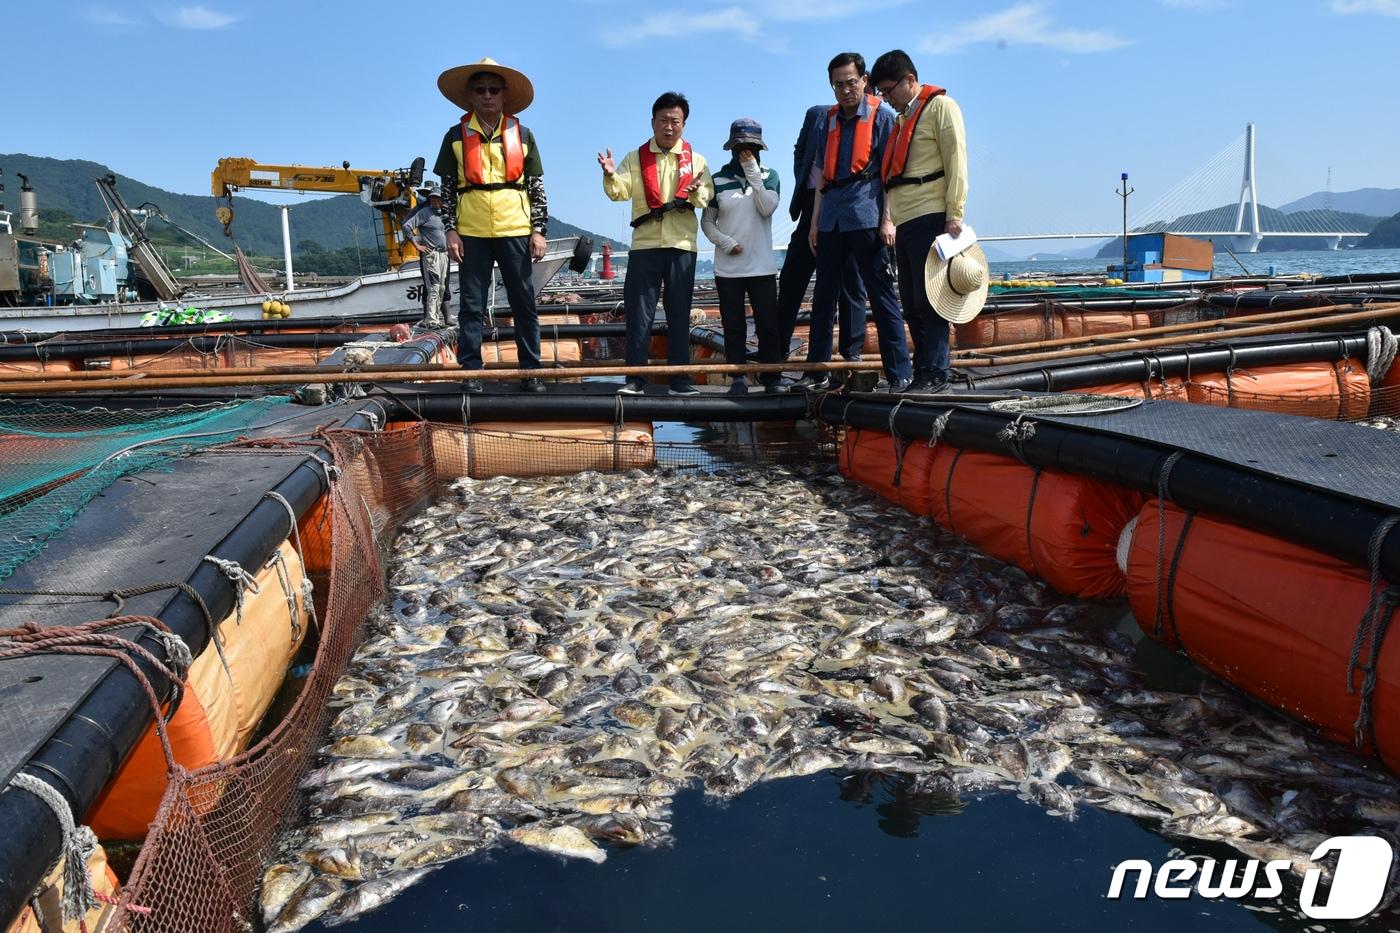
1359, 211, 1400, 249
0, 153, 624, 265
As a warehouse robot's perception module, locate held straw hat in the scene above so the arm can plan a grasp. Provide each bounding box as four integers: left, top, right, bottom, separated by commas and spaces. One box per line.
437, 58, 535, 114
925, 242, 990, 324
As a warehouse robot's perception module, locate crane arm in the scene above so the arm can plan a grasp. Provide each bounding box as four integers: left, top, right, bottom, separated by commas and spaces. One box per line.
211, 158, 402, 196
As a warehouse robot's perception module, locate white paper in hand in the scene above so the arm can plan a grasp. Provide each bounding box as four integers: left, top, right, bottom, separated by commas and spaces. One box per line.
934, 224, 977, 262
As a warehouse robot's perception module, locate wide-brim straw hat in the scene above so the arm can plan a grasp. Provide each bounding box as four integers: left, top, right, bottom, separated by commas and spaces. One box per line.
926, 242, 990, 324
437, 57, 534, 114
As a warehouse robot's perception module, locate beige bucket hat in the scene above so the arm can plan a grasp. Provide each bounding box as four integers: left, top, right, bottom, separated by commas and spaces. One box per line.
925, 242, 990, 324
437, 57, 534, 114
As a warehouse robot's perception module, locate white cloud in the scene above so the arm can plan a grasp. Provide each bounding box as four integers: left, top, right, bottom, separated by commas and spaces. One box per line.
765, 0, 911, 20
605, 7, 761, 46
84, 6, 140, 26
920, 3, 1130, 55
602, 0, 910, 47
155, 5, 239, 29
1332, 0, 1400, 14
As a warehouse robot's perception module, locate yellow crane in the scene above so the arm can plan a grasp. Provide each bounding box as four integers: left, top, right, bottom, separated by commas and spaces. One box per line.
211, 156, 426, 269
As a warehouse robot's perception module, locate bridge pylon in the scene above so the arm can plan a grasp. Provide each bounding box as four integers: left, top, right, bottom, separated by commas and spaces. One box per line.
1233, 122, 1263, 252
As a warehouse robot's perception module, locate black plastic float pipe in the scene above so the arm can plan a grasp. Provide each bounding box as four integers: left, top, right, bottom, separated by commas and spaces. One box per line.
378, 388, 810, 423
0, 431, 350, 928
971, 333, 1374, 391
816, 397, 1400, 583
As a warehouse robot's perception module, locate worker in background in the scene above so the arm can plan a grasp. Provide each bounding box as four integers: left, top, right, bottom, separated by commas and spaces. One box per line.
701, 118, 786, 395
776, 105, 869, 376
599, 91, 715, 396
870, 49, 968, 394
402, 181, 450, 328
797, 52, 912, 394
434, 57, 549, 394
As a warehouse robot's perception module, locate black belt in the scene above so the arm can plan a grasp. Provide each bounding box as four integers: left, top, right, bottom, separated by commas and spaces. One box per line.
459, 180, 527, 192
885, 169, 945, 190
819, 168, 874, 194
630, 199, 694, 229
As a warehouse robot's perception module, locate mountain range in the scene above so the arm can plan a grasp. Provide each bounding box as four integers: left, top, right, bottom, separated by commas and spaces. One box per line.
0, 153, 626, 259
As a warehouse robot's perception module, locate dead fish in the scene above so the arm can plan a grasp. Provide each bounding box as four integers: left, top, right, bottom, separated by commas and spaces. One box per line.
506, 824, 607, 864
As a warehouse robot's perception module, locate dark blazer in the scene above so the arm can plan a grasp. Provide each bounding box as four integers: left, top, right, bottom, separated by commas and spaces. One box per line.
789, 104, 831, 221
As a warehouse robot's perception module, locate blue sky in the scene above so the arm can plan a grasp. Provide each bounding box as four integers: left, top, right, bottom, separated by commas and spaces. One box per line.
9, 0, 1399, 256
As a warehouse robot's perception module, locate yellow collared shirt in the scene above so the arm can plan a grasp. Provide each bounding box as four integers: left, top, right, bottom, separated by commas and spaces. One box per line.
887, 94, 968, 228
603, 139, 714, 252
437, 114, 543, 239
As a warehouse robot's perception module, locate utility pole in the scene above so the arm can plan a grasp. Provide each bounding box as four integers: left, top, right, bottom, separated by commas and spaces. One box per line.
1116, 172, 1134, 274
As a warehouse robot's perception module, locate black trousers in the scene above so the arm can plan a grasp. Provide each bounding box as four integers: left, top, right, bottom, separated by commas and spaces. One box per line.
809, 227, 912, 383
715, 274, 782, 386
776, 188, 868, 359
623, 247, 695, 385
895, 212, 952, 382
457, 235, 540, 371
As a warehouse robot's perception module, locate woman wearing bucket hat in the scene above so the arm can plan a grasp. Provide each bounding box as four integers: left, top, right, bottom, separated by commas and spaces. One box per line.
432, 57, 549, 393
701, 118, 787, 394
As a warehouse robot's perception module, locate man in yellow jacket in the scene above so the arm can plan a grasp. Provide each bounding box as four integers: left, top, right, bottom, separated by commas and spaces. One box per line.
434, 57, 549, 393
870, 49, 968, 394
598, 92, 715, 396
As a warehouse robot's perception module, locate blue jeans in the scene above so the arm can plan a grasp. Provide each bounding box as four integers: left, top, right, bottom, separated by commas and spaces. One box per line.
809, 227, 911, 383
457, 235, 540, 371
623, 247, 695, 387
895, 212, 951, 382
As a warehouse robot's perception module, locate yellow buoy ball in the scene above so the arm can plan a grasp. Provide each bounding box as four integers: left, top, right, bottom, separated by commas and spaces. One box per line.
262, 299, 273, 313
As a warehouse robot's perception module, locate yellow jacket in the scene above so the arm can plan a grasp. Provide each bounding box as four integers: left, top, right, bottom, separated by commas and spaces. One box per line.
887, 94, 968, 227
604, 139, 715, 252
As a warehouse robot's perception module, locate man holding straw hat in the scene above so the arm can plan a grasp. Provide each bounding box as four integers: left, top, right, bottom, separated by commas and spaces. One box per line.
871, 48, 969, 393
433, 57, 549, 393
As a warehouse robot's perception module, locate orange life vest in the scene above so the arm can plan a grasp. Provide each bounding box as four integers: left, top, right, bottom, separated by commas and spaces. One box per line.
881, 85, 947, 184
822, 95, 882, 185
458, 113, 525, 189
639, 139, 694, 209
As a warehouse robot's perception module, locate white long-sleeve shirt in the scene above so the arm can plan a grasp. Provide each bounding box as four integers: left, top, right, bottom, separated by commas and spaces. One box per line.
701, 158, 780, 278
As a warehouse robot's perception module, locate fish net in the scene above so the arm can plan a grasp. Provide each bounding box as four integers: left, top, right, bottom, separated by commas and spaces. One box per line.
0, 398, 290, 584
109, 425, 437, 933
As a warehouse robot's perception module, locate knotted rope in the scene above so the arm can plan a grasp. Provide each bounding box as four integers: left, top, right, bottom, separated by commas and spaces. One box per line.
201, 556, 260, 625
9, 772, 100, 925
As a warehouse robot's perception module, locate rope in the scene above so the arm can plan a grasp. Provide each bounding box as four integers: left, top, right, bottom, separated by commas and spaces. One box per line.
8, 772, 100, 925
1153, 451, 1185, 639
943, 447, 966, 535
1367, 326, 1398, 385
887, 400, 908, 488
0, 585, 214, 679
263, 491, 318, 635
926, 410, 952, 449
265, 549, 300, 645
1346, 515, 1400, 750
201, 556, 260, 625
996, 414, 1036, 467
612, 396, 624, 473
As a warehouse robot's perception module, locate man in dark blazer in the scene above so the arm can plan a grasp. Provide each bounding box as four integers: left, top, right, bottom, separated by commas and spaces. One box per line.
775, 104, 868, 371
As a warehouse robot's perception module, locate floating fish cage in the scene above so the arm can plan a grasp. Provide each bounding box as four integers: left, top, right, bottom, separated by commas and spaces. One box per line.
1, 297, 1400, 932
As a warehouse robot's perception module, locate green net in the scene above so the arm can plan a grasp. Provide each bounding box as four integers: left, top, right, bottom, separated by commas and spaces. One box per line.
0, 397, 291, 583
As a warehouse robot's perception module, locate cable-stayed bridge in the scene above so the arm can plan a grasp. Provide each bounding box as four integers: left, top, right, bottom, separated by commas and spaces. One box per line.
980, 123, 1371, 252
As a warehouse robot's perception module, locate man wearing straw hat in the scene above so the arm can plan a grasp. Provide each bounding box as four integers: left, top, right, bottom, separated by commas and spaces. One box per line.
434, 57, 549, 394
870, 49, 969, 393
